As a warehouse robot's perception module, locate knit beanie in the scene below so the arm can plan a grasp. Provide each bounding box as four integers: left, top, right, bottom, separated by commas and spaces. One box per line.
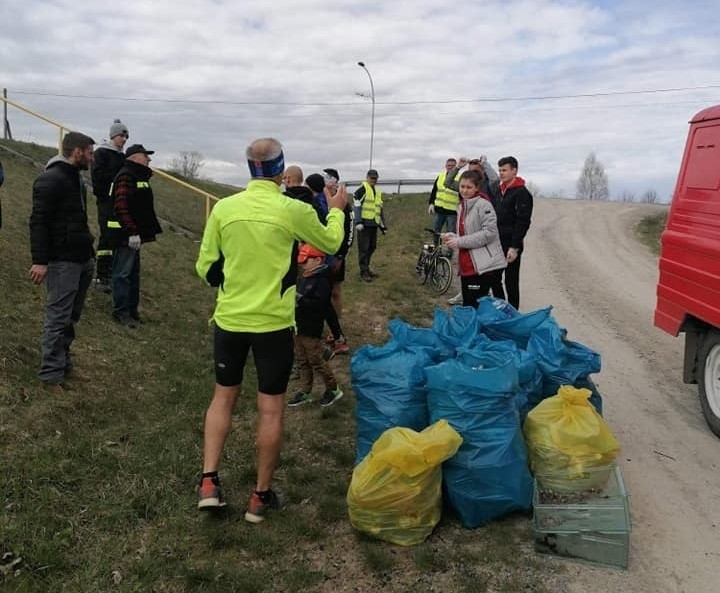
305, 173, 325, 194
109, 119, 129, 139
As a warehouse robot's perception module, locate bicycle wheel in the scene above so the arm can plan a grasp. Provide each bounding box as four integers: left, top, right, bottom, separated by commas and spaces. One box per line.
415, 251, 429, 285
430, 256, 452, 294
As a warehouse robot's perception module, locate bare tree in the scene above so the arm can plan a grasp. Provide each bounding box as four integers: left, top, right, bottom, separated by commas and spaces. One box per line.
619, 190, 636, 203
168, 151, 204, 180
640, 189, 658, 204
576, 152, 609, 200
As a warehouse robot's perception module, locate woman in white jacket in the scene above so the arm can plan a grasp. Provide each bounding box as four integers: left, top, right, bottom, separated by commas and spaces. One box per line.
442, 170, 507, 307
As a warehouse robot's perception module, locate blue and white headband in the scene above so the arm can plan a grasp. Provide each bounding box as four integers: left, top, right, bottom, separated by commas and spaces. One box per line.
247, 151, 285, 178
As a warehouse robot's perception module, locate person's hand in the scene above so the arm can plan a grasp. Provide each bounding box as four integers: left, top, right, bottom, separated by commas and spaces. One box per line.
355, 223, 364, 232
458, 157, 468, 168
128, 235, 142, 251
427, 204, 435, 215
327, 183, 347, 211
442, 232, 459, 249
506, 247, 519, 263
29, 264, 48, 285
380, 226, 387, 235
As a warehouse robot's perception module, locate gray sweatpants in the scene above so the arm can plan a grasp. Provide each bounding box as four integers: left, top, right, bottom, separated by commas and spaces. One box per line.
39, 259, 94, 384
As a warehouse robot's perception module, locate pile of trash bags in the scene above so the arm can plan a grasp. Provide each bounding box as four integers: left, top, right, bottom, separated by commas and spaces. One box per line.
350, 297, 605, 538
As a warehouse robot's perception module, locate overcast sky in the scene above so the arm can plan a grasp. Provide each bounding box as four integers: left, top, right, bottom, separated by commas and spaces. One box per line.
2, 0, 719, 200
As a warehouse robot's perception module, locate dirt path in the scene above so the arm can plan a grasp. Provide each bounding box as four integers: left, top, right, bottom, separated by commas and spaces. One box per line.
522, 199, 720, 593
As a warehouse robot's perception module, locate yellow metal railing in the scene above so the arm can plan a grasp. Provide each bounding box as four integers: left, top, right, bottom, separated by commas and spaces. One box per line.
1, 94, 220, 222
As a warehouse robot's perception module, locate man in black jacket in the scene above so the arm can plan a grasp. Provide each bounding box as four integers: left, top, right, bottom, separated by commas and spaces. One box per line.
107, 144, 162, 327
91, 119, 128, 291
488, 156, 533, 310
29, 131, 96, 390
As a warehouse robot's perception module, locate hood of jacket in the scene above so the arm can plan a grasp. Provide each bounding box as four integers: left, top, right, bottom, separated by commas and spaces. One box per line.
45, 155, 74, 171
285, 185, 315, 204
97, 141, 124, 153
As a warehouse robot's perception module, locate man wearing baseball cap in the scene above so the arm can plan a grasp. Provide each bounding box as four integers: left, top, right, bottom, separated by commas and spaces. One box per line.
107, 144, 162, 327
353, 169, 385, 282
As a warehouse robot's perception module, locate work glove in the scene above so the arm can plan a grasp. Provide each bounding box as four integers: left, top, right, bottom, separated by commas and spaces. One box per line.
428, 204, 435, 215
355, 223, 364, 232
128, 235, 142, 251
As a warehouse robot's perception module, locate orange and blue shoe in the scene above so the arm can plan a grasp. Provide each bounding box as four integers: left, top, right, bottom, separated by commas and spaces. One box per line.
197, 476, 227, 510
244, 490, 281, 524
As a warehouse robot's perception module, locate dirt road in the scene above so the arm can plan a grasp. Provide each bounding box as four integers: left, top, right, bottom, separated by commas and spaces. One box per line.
522, 198, 720, 593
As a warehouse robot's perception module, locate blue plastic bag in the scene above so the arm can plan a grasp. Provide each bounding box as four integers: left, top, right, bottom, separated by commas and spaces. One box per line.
351, 342, 433, 464
475, 296, 518, 326
432, 307, 481, 349
387, 318, 453, 360
425, 358, 533, 528
483, 306, 554, 348
526, 318, 601, 383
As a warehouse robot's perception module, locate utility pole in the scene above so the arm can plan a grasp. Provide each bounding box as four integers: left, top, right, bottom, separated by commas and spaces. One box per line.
357, 62, 375, 171
3, 88, 8, 140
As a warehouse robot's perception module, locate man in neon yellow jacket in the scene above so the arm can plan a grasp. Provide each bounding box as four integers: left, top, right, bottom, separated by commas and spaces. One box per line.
195, 138, 347, 523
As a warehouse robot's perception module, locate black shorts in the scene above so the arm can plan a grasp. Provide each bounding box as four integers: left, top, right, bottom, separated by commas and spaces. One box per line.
214, 326, 295, 394
330, 258, 346, 283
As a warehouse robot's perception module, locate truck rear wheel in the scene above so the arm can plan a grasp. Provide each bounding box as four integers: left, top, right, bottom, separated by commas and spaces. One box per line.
698, 331, 720, 438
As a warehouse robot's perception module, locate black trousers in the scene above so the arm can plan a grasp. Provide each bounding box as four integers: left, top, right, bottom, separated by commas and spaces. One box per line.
500, 250, 522, 310
461, 270, 503, 308
96, 199, 114, 283
357, 226, 378, 275
324, 303, 344, 340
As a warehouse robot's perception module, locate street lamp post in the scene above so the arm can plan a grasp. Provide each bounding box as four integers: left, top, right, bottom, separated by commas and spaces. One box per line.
357, 61, 375, 171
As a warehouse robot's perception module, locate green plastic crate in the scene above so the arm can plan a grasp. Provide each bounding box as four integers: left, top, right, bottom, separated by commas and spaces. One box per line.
533, 464, 631, 533
534, 530, 629, 569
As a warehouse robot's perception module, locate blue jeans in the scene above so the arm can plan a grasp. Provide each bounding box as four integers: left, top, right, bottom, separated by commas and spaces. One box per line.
111, 246, 140, 317
433, 211, 457, 244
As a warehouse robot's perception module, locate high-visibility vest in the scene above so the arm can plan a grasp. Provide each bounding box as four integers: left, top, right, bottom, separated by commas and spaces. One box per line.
360, 181, 383, 224
435, 171, 460, 211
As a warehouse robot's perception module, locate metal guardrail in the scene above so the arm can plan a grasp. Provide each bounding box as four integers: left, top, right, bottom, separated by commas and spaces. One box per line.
1, 93, 220, 222
344, 178, 434, 193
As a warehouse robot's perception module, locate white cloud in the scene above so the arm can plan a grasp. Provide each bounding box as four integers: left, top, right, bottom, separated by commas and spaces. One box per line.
1, 0, 719, 199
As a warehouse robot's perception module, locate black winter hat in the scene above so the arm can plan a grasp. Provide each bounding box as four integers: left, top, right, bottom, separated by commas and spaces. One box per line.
305, 173, 325, 193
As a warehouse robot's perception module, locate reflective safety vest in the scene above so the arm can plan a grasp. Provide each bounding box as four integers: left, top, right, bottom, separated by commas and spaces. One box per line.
106, 162, 162, 243
435, 171, 460, 211
360, 181, 383, 224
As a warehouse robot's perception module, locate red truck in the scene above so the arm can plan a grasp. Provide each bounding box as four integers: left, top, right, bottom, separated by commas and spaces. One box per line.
655, 104, 720, 437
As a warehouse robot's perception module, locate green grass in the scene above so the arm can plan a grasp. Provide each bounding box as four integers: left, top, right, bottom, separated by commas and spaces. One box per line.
0, 143, 560, 592
635, 212, 668, 255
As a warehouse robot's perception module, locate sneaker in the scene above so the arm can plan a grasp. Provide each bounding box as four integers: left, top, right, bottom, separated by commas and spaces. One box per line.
41, 381, 68, 394
322, 346, 336, 362
447, 292, 463, 305
333, 337, 350, 355
197, 477, 227, 510
368, 270, 380, 278
287, 390, 313, 407
360, 272, 373, 283
112, 313, 137, 328
64, 368, 90, 383
130, 310, 144, 323
94, 279, 112, 294
319, 386, 344, 407
244, 489, 281, 524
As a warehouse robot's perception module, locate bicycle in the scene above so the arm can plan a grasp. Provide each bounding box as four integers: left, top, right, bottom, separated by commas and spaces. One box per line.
415, 228, 453, 294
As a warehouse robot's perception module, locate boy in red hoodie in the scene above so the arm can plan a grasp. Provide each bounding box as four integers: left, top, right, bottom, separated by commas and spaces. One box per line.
488, 156, 534, 309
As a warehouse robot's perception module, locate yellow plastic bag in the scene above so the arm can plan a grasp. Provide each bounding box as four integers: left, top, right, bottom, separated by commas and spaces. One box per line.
524, 386, 620, 491
347, 419, 462, 546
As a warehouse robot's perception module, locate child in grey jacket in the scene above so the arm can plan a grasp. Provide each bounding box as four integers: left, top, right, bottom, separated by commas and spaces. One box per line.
442, 170, 507, 307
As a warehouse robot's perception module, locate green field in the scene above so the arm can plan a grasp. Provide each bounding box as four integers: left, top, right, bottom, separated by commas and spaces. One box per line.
0, 140, 560, 593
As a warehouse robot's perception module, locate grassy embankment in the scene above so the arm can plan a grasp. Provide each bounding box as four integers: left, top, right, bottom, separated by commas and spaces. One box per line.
0, 139, 560, 593
634, 212, 668, 255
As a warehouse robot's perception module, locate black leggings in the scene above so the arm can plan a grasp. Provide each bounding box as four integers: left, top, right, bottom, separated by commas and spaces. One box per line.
461, 270, 503, 308
325, 303, 344, 340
